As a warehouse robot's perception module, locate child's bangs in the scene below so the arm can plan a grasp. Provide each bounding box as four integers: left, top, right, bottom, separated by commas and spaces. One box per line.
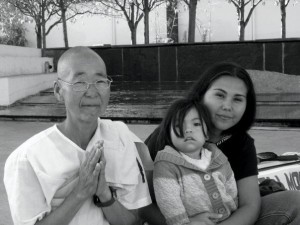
171, 105, 191, 138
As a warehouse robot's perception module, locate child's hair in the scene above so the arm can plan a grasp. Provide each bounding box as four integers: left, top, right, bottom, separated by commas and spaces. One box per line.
156, 98, 212, 151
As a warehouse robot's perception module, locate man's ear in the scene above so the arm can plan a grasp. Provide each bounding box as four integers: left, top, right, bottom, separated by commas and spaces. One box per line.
54, 80, 64, 102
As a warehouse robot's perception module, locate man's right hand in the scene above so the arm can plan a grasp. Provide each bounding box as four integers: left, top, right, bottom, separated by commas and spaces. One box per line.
73, 141, 102, 200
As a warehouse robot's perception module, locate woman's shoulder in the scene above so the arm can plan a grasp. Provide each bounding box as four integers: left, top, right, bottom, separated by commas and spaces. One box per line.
219, 131, 254, 151
230, 131, 254, 143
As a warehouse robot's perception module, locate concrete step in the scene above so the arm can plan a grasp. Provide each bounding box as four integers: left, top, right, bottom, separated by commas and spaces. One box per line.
19, 92, 300, 105
1, 101, 299, 123
0, 83, 299, 124
0, 73, 57, 106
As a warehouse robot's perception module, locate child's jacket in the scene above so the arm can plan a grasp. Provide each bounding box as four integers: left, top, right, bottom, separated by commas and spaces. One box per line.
153, 145, 238, 225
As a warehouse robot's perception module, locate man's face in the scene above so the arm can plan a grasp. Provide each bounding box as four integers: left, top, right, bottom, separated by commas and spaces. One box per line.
59, 51, 110, 124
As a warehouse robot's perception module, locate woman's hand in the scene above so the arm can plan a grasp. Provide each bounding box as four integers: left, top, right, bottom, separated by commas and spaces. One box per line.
72, 141, 102, 201
95, 141, 112, 202
218, 176, 260, 225
189, 212, 223, 225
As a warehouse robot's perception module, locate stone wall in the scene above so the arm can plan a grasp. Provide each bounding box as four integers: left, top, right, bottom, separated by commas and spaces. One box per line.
0, 45, 56, 106
44, 40, 300, 83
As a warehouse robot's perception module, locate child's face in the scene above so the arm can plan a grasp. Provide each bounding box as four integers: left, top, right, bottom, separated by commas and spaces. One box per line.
171, 107, 207, 159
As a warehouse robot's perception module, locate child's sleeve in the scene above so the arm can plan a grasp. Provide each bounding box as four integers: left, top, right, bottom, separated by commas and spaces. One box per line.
224, 161, 238, 206
153, 161, 190, 225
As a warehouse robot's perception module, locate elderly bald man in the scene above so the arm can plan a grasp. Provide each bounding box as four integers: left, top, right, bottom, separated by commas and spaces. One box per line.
4, 47, 152, 225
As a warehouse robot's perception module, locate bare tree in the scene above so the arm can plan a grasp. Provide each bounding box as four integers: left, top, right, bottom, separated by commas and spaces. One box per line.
99, 0, 144, 45
50, 0, 102, 47
273, 0, 297, 39
228, 0, 263, 41
166, 0, 179, 42
143, 0, 165, 44
181, 0, 200, 43
99, 0, 165, 45
51, 0, 70, 47
4, 0, 98, 49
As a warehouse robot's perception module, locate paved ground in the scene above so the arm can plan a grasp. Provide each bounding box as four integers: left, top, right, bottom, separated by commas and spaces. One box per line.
1, 121, 300, 225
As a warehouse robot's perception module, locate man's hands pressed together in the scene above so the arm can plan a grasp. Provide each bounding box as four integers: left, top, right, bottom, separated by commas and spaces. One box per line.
74, 141, 103, 201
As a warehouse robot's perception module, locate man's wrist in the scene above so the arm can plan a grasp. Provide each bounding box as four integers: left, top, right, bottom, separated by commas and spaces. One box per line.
93, 186, 116, 207
99, 186, 113, 202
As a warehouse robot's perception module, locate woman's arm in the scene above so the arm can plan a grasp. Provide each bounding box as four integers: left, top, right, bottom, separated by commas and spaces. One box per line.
218, 175, 261, 225
139, 203, 167, 225
101, 199, 138, 225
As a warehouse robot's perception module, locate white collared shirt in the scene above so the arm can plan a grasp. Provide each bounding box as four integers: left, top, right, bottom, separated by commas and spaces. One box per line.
4, 118, 151, 225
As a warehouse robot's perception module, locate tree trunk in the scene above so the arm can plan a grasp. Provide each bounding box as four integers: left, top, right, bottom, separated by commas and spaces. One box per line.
239, 21, 245, 41
131, 27, 137, 45
41, 3, 46, 50
188, 0, 197, 43
36, 23, 42, 48
129, 4, 136, 45
42, 22, 46, 49
144, 0, 149, 44
167, 0, 178, 42
62, 14, 69, 47
237, 3, 245, 41
280, 1, 286, 39
60, 0, 69, 47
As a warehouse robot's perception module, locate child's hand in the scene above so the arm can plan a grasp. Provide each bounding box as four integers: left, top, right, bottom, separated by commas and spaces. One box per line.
190, 212, 223, 225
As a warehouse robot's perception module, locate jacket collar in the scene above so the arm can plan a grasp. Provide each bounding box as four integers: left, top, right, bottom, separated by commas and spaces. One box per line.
154, 145, 228, 172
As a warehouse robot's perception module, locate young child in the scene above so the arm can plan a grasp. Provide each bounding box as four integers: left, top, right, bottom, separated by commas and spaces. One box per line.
153, 98, 238, 225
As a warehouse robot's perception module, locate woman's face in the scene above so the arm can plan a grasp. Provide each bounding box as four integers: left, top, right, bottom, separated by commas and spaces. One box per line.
203, 76, 247, 136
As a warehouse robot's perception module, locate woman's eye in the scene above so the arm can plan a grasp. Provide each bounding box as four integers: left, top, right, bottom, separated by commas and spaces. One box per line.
194, 122, 202, 126
234, 98, 243, 102
216, 93, 224, 98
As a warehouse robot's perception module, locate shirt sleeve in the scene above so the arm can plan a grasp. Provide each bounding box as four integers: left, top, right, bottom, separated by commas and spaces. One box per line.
237, 135, 258, 180
4, 153, 50, 225
153, 161, 190, 225
113, 121, 152, 210
221, 133, 258, 181
224, 161, 239, 207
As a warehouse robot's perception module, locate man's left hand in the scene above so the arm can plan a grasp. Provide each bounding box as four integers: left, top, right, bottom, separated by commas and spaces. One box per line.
95, 141, 112, 202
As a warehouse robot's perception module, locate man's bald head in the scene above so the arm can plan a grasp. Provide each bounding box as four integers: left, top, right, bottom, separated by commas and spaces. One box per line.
57, 46, 106, 80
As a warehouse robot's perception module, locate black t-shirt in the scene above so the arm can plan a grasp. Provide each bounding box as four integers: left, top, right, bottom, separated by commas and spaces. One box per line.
145, 128, 258, 181
144, 127, 162, 161
217, 132, 258, 180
